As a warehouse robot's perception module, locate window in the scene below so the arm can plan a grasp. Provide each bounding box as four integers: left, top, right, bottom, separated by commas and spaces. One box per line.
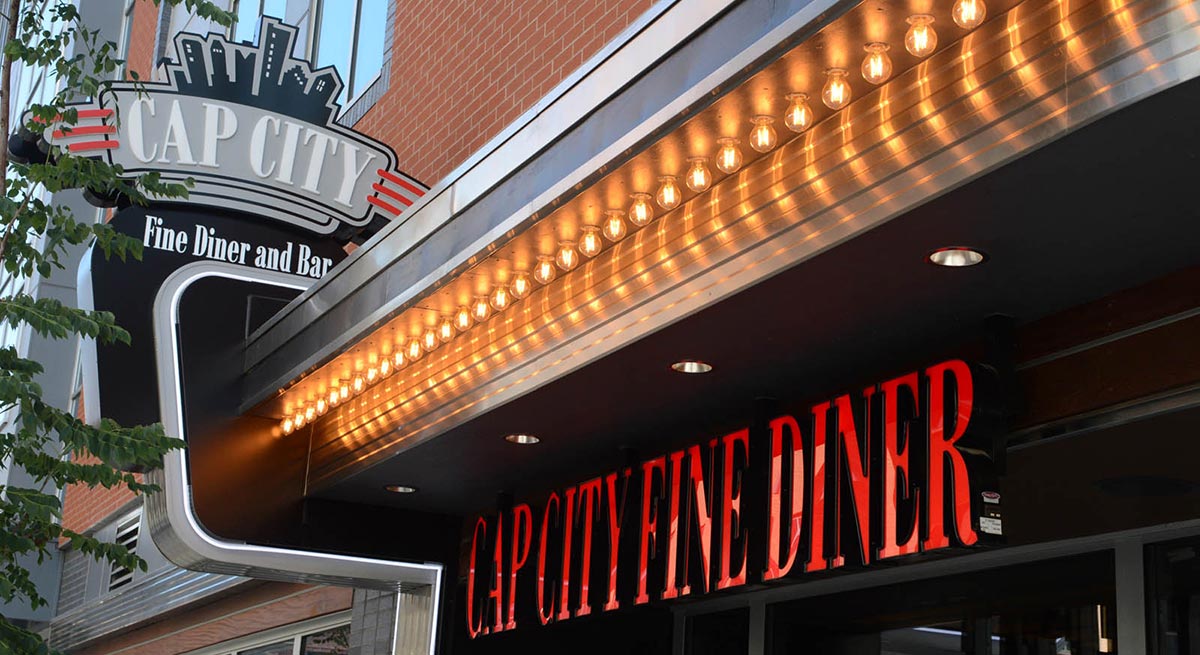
116, 0, 136, 79
183, 613, 351, 655
312, 0, 386, 109
232, 0, 288, 44
107, 510, 140, 592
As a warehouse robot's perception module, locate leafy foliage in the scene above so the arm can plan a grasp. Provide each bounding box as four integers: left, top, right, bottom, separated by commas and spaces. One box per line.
0, 2, 234, 653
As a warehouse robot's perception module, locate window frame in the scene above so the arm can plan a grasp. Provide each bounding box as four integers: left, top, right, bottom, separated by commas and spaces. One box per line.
180, 611, 351, 655
310, 0, 385, 112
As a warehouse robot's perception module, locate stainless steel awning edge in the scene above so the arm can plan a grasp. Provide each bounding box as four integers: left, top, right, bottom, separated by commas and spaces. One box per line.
241, 0, 849, 410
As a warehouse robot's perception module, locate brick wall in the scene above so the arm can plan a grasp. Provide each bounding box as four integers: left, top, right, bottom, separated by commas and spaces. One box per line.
125, 0, 160, 81
355, 0, 656, 185
71, 583, 352, 655
59, 452, 138, 538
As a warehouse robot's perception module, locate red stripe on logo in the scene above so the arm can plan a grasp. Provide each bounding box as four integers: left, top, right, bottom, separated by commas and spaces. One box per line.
52, 125, 117, 138
77, 109, 114, 119
68, 140, 119, 153
367, 195, 402, 216
377, 169, 425, 197
371, 182, 413, 206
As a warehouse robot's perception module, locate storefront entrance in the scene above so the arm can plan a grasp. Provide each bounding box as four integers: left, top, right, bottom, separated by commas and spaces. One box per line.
764, 552, 1116, 655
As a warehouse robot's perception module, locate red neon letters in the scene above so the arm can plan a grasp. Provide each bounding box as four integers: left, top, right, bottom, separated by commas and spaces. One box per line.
466, 359, 987, 637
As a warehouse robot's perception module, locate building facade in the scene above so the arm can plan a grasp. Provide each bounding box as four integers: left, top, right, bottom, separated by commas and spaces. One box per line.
23, 0, 1200, 654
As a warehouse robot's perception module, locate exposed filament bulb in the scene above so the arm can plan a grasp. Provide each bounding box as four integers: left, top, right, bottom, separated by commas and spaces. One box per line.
602, 210, 627, 241
784, 92, 814, 132
656, 176, 681, 210
905, 15, 938, 57
686, 157, 711, 192
822, 68, 852, 110
533, 255, 557, 284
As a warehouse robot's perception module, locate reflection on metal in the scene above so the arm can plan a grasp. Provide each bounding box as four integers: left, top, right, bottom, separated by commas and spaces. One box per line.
284, 0, 1200, 492
48, 565, 246, 652
144, 261, 443, 594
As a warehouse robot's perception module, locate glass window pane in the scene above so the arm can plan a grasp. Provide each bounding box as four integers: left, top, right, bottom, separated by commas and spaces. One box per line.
351, 0, 387, 98
301, 625, 350, 654
234, 0, 261, 42
238, 640, 293, 655
314, 0, 354, 106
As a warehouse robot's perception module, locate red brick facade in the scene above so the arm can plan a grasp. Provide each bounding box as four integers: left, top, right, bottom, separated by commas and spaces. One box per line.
62, 1, 653, 650
125, 0, 160, 81
72, 583, 352, 655
356, 0, 655, 185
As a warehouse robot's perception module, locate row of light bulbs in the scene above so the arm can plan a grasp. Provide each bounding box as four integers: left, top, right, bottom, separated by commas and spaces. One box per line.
279, 0, 989, 436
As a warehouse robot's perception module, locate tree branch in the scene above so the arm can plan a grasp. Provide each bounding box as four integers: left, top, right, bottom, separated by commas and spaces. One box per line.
0, 0, 20, 199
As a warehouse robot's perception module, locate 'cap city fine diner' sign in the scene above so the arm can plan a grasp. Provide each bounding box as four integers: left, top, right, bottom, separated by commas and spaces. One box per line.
464, 360, 1005, 637
20, 18, 424, 236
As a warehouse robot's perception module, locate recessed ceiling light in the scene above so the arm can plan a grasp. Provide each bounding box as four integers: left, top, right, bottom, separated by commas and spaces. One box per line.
671, 360, 713, 374
927, 246, 986, 267
384, 484, 418, 494
505, 433, 540, 445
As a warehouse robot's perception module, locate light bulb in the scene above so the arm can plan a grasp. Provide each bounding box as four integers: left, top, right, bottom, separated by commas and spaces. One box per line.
315, 397, 328, 415
438, 317, 454, 343
282, 417, 294, 434
339, 384, 350, 401
905, 15, 938, 57
379, 358, 391, 377
629, 193, 654, 226
422, 329, 438, 353
822, 68, 852, 110
656, 176, 681, 210
304, 405, 316, 422
407, 338, 423, 361
471, 296, 491, 322
366, 367, 378, 383
454, 306, 473, 331
715, 139, 742, 174
784, 93, 814, 133
556, 242, 579, 271
392, 349, 406, 369
861, 43, 892, 84
352, 375, 365, 394
533, 255, 557, 284
329, 387, 341, 406
602, 210, 627, 241
686, 157, 712, 192
749, 115, 778, 152
490, 286, 510, 311
510, 272, 532, 299
952, 0, 986, 29
579, 226, 603, 258
293, 412, 305, 429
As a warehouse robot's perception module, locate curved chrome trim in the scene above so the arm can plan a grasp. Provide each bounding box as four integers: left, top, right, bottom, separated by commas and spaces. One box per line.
144, 260, 443, 593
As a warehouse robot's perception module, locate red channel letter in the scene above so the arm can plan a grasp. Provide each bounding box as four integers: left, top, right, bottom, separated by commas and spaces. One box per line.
557, 486, 577, 621
487, 512, 504, 633
636, 456, 666, 604
506, 504, 532, 630
764, 415, 804, 581
536, 493, 560, 625
466, 517, 487, 638
604, 469, 630, 611
717, 429, 749, 590
575, 479, 602, 617
924, 359, 979, 549
806, 403, 830, 572
879, 372, 920, 559
832, 391, 872, 568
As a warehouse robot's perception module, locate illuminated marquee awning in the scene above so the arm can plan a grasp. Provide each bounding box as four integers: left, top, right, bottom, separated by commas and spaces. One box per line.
243, 0, 1200, 500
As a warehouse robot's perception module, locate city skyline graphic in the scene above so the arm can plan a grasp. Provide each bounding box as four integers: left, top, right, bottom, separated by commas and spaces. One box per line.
171, 17, 341, 124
